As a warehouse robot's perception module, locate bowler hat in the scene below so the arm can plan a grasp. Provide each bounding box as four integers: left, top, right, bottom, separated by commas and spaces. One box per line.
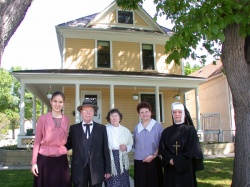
77, 98, 98, 112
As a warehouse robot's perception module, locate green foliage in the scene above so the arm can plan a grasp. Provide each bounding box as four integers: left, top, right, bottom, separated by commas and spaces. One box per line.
0, 113, 10, 140
184, 62, 204, 75
129, 157, 233, 186
117, 0, 250, 64
0, 68, 42, 134
0, 157, 233, 187
0, 170, 33, 187
0, 144, 17, 150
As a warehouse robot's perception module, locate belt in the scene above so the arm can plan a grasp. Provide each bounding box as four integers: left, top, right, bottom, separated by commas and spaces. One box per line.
48, 154, 61, 157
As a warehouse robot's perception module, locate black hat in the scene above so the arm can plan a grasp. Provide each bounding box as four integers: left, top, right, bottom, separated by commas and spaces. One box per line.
77, 98, 98, 113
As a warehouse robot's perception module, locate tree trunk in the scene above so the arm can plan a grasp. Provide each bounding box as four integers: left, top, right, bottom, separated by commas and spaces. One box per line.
0, 0, 32, 66
222, 24, 250, 186
12, 128, 15, 139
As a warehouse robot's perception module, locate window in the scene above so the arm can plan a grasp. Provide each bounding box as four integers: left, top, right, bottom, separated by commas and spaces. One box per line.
118, 11, 133, 24
141, 94, 163, 122
97, 41, 110, 68
142, 44, 154, 70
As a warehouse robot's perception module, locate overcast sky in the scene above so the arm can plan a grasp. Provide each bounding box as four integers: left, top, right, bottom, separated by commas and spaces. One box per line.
1, 0, 178, 70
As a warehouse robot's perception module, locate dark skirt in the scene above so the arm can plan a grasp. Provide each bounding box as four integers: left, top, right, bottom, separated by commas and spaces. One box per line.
105, 150, 130, 187
134, 157, 163, 187
33, 153, 71, 187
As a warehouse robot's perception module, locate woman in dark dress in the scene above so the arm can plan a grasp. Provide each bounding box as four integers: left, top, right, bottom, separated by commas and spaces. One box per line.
159, 102, 204, 187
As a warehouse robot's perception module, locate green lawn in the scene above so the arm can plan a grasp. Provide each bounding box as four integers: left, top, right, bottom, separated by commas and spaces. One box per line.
0, 157, 233, 187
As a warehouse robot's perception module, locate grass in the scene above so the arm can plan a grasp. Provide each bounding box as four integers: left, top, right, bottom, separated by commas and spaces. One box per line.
0, 157, 233, 187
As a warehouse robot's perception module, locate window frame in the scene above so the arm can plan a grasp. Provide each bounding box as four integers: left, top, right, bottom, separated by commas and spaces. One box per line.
117, 10, 134, 24
96, 40, 112, 68
141, 44, 155, 70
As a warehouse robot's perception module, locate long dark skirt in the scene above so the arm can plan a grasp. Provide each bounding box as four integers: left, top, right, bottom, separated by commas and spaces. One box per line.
105, 150, 130, 187
33, 153, 71, 187
134, 157, 163, 187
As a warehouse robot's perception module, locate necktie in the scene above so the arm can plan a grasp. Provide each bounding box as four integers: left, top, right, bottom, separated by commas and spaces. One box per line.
84, 124, 92, 139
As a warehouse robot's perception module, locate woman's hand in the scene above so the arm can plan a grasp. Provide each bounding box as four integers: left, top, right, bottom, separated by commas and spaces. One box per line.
169, 159, 174, 165
119, 144, 127, 152
31, 164, 39, 176
143, 155, 155, 163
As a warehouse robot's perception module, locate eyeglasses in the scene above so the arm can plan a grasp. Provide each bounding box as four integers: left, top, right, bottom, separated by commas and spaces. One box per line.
82, 110, 94, 113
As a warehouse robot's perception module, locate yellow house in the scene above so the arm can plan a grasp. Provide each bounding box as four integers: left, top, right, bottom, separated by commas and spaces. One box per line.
186, 60, 235, 143
12, 1, 205, 148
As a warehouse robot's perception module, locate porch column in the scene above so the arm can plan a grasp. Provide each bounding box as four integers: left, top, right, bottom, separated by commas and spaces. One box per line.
19, 82, 25, 135
32, 95, 37, 133
110, 84, 115, 109
75, 84, 80, 123
195, 87, 204, 142
155, 86, 160, 122
195, 87, 201, 130
41, 102, 44, 114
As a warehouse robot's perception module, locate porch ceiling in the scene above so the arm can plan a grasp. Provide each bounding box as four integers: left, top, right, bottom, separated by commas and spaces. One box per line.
11, 69, 206, 106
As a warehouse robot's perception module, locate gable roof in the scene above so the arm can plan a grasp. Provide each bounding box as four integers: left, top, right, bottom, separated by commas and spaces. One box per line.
189, 60, 223, 79
56, 1, 172, 35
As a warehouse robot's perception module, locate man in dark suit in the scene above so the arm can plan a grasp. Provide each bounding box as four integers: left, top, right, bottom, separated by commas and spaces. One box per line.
66, 98, 111, 187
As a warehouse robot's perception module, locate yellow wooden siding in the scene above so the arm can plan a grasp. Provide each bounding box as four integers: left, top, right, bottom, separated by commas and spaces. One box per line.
98, 10, 148, 27
155, 44, 182, 74
64, 38, 95, 69
134, 12, 149, 26
112, 41, 141, 71
99, 11, 116, 24
63, 86, 182, 131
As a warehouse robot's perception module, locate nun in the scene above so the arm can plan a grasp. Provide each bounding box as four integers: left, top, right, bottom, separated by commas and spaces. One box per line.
159, 102, 204, 187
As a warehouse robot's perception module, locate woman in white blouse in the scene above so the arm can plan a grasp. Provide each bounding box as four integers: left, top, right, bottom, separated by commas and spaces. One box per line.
105, 108, 133, 187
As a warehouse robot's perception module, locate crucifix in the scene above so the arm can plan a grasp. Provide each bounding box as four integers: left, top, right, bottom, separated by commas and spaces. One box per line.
173, 141, 180, 155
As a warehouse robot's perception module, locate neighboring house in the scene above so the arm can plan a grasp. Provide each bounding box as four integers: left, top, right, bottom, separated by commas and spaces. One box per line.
186, 60, 235, 143
12, 1, 205, 147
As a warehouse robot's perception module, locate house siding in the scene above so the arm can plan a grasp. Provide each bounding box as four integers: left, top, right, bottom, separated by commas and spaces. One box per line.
64, 39, 181, 73
64, 38, 95, 69
112, 41, 140, 71
134, 12, 148, 26
64, 86, 183, 131
186, 74, 233, 136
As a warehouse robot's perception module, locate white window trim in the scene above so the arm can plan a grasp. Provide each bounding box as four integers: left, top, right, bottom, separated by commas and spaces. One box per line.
95, 40, 113, 69
140, 43, 156, 70
116, 9, 135, 26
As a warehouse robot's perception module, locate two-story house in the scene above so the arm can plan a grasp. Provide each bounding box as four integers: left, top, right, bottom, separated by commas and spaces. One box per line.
12, 1, 205, 147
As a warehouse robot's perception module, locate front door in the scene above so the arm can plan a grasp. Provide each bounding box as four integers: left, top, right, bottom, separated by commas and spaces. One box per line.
81, 91, 102, 124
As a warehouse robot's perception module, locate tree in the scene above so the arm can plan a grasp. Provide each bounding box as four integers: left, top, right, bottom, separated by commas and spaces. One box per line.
0, 67, 41, 139
118, 0, 250, 186
184, 62, 203, 76
0, 0, 33, 66
0, 113, 10, 140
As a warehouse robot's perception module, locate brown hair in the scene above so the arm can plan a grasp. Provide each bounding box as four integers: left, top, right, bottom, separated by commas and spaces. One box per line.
136, 102, 152, 113
51, 91, 65, 102
106, 108, 123, 123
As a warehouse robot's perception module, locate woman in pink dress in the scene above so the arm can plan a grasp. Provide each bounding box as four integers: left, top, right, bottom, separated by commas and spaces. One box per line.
31, 91, 71, 187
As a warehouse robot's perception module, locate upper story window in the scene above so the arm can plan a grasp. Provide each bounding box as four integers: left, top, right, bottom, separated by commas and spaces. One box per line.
118, 11, 133, 24
142, 44, 154, 70
97, 40, 110, 68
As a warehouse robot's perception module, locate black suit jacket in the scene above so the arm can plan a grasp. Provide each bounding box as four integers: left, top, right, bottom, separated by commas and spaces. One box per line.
66, 121, 111, 185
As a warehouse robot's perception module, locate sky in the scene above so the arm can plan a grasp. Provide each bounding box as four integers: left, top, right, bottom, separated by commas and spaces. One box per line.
1, 0, 214, 70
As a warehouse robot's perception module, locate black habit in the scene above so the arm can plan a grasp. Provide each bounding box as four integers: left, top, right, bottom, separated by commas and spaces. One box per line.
159, 110, 204, 187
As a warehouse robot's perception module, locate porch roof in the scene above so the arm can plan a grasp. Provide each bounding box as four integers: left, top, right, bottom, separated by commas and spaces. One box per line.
11, 69, 206, 106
